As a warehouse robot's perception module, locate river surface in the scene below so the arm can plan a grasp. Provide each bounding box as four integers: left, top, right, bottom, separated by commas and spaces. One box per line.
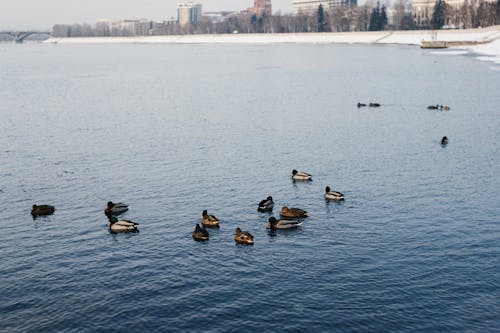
0, 43, 499, 332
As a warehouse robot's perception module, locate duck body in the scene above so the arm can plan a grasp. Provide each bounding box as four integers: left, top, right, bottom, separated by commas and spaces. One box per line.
280, 206, 308, 219
369, 102, 380, 107
104, 201, 129, 216
292, 169, 312, 181
258, 196, 274, 211
108, 216, 139, 232
31, 205, 55, 216
325, 186, 344, 201
267, 217, 301, 230
201, 210, 219, 228
427, 105, 439, 110
192, 224, 209, 241
234, 227, 254, 245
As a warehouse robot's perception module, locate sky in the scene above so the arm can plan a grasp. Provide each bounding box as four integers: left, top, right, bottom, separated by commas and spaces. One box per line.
0, 0, 293, 30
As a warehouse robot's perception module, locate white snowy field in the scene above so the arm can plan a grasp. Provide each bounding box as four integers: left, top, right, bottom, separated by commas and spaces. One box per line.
45, 25, 500, 63
459, 38, 500, 64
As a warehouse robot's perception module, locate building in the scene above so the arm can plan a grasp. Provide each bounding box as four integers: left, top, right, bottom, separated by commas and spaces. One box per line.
177, 2, 202, 26
247, 0, 272, 16
292, 0, 357, 14
203, 11, 238, 23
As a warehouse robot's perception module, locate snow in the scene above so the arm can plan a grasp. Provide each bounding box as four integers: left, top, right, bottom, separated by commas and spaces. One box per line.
460, 38, 500, 64
44, 25, 500, 65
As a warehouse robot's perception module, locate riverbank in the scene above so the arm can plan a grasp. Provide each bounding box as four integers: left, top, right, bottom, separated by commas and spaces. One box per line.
43, 26, 500, 64
45, 25, 500, 46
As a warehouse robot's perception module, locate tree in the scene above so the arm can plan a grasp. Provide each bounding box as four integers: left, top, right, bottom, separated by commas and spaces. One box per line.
400, 13, 416, 30
369, 3, 381, 31
369, 2, 387, 31
459, 0, 472, 29
431, 0, 446, 29
475, 0, 496, 27
318, 4, 327, 32
380, 5, 388, 30
497, 0, 500, 24
393, 0, 406, 30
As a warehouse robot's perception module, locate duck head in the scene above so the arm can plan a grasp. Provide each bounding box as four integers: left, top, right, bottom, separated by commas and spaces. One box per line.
325, 186, 331, 193
107, 201, 114, 209
202, 210, 208, 217
268, 217, 278, 230
292, 169, 298, 175
267, 196, 273, 202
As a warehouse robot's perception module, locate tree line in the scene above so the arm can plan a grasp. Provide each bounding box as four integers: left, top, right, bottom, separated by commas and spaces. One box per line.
52, 0, 500, 38
430, 0, 499, 29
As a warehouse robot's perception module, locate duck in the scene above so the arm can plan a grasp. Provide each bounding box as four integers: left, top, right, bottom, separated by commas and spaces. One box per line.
104, 201, 129, 216
266, 217, 301, 230
280, 206, 308, 219
234, 227, 254, 245
324, 186, 344, 201
201, 210, 219, 228
192, 224, 209, 241
31, 204, 55, 216
427, 105, 439, 110
107, 215, 139, 232
369, 102, 380, 107
292, 169, 312, 181
357, 102, 367, 108
441, 136, 448, 145
441, 105, 450, 111
258, 196, 274, 211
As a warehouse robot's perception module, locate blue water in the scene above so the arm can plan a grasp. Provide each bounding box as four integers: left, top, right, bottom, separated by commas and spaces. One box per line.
0, 43, 499, 332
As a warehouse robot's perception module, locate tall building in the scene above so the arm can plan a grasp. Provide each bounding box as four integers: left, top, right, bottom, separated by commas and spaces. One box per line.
177, 2, 202, 26
292, 0, 356, 14
248, 0, 272, 16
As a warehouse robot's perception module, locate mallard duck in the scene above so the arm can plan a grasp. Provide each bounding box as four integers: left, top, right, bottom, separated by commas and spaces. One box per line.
192, 224, 209, 241
357, 102, 367, 108
258, 196, 274, 211
292, 169, 312, 181
234, 227, 254, 245
31, 204, 55, 216
108, 215, 139, 232
442, 105, 450, 111
280, 206, 308, 219
104, 201, 129, 216
427, 105, 439, 110
266, 217, 301, 230
201, 210, 219, 228
369, 102, 381, 107
325, 186, 344, 201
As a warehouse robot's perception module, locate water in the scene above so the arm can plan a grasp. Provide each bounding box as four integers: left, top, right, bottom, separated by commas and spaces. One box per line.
0, 43, 499, 332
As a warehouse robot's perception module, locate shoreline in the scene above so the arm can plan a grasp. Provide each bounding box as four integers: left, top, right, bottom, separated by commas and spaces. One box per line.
44, 25, 500, 46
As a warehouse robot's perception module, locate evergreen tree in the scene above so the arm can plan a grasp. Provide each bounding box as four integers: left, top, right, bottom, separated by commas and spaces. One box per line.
496, 0, 500, 24
369, 3, 381, 31
380, 5, 388, 30
318, 4, 326, 32
431, 0, 446, 29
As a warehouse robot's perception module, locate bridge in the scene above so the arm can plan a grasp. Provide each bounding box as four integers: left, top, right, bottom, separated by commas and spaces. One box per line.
0, 31, 51, 43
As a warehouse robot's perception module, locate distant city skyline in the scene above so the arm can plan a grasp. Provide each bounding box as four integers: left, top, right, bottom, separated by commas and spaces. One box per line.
0, 0, 293, 30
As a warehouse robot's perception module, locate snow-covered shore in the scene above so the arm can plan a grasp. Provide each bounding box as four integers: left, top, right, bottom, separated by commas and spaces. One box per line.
44, 25, 500, 63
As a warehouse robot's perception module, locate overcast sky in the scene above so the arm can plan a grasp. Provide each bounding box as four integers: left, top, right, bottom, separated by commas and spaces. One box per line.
1, 0, 293, 30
